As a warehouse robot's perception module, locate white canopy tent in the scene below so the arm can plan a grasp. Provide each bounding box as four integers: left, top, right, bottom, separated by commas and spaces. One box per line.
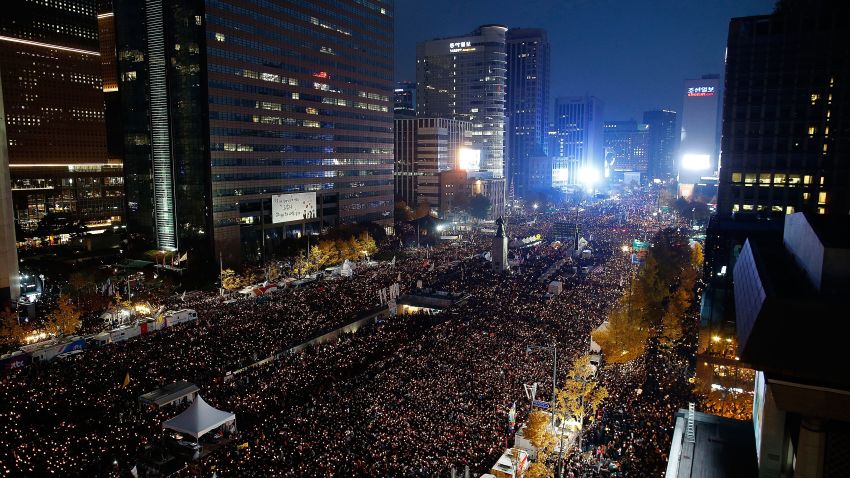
162, 395, 235, 440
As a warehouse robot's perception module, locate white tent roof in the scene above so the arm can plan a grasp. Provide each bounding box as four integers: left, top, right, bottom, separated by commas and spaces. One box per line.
162, 395, 235, 439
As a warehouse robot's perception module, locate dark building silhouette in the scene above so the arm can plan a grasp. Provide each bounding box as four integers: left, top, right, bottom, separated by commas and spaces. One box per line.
643, 109, 677, 180
603, 120, 650, 177
394, 81, 416, 118
506, 28, 549, 198
717, 1, 850, 218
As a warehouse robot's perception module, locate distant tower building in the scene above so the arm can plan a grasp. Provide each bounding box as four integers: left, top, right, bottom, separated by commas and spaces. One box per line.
643, 109, 678, 180
551, 96, 604, 184
394, 81, 416, 118
506, 28, 550, 198
492, 216, 509, 272
394, 118, 472, 211
417, 25, 507, 178
678, 75, 721, 194
603, 120, 650, 176
0, 71, 20, 302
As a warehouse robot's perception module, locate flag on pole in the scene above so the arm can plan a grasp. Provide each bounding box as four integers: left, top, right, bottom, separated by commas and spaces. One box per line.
122, 372, 131, 388
508, 401, 516, 428
179, 252, 189, 263
390, 255, 396, 268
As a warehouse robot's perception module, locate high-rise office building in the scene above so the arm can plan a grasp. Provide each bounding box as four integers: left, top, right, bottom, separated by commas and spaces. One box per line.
394, 118, 471, 211
394, 81, 416, 118
603, 120, 650, 176
416, 25, 507, 178
643, 109, 677, 180
506, 28, 549, 198
114, 0, 394, 268
717, 0, 850, 218
678, 75, 720, 192
0, 71, 19, 302
97, 0, 122, 163
550, 96, 604, 185
0, 0, 124, 235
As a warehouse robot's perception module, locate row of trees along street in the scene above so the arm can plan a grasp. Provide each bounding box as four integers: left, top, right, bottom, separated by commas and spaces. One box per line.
516, 227, 705, 476
220, 230, 379, 290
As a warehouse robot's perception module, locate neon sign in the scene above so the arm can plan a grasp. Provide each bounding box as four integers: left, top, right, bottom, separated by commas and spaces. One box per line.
687, 86, 715, 97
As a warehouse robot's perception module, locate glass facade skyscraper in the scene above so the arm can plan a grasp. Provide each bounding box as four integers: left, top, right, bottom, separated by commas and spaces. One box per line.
506, 28, 549, 198
0, 0, 124, 236
114, 0, 394, 268
416, 25, 507, 179
550, 96, 604, 185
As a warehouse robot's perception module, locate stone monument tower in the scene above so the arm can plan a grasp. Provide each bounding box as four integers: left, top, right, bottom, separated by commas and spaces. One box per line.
492, 216, 509, 272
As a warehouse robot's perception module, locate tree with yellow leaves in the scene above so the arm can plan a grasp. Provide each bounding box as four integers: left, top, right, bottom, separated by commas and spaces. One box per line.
553, 355, 608, 469
593, 296, 650, 364
221, 269, 243, 290
0, 308, 26, 348
524, 410, 556, 478
308, 244, 331, 271
45, 295, 81, 336
358, 231, 378, 256
691, 241, 704, 272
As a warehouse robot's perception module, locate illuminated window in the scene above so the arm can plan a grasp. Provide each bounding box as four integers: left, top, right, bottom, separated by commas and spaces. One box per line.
215, 33, 225, 42
823, 144, 828, 153
820, 176, 825, 185
818, 192, 827, 205
732, 204, 740, 212
742, 204, 754, 211
786, 206, 795, 214
731, 172, 742, 183
292, 92, 299, 100
744, 173, 756, 184
803, 175, 813, 185
803, 192, 811, 200
788, 175, 801, 185
773, 173, 785, 185
818, 207, 826, 215
759, 173, 771, 185
808, 126, 816, 135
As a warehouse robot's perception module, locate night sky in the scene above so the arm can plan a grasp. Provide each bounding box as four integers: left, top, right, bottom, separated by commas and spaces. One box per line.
394, 0, 775, 121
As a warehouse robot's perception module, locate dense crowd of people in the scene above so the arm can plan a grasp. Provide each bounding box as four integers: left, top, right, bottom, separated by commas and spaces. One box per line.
0, 188, 699, 477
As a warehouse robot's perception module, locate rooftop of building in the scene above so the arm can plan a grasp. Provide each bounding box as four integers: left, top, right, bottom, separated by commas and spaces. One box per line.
734, 213, 850, 389
666, 408, 757, 478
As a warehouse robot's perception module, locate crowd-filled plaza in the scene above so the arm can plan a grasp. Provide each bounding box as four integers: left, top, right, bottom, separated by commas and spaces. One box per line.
1, 190, 701, 477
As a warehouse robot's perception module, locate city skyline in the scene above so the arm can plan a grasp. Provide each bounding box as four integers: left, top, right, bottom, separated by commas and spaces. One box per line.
395, 0, 776, 120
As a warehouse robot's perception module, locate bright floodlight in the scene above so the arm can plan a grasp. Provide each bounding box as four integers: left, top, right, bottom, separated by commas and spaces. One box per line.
681, 153, 710, 170
436, 224, 445, 232
458, 148, 481, 171
577, 166, 600, 190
